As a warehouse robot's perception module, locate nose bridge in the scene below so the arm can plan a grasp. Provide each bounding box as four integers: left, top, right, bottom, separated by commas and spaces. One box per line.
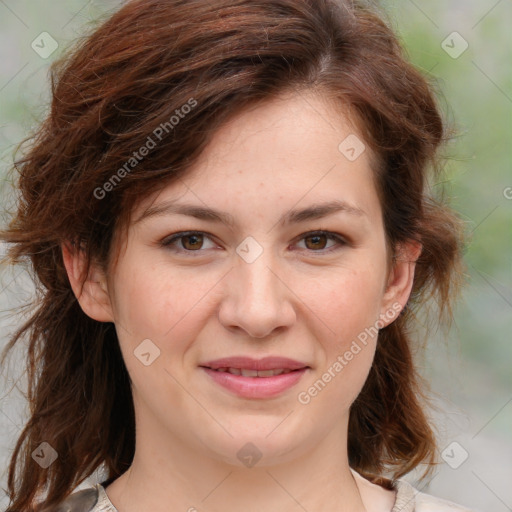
219, 239, 295, 337
235, 234, 280, 299
238, 252, 279, 306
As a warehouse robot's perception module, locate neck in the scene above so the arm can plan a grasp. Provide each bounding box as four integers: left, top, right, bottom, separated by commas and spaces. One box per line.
105, 417, 370, 512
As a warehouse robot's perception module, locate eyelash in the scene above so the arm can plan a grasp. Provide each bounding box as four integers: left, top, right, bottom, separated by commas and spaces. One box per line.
160, 230, 348, 256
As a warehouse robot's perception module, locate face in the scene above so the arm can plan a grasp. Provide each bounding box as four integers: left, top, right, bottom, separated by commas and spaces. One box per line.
64, 90, 418, 469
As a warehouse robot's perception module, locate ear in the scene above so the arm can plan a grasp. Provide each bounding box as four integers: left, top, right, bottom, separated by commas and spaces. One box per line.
378, 240, 422, 327
61, 241, 114, 322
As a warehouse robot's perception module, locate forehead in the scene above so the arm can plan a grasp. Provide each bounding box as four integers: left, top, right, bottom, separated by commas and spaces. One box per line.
131, 90, 381, 225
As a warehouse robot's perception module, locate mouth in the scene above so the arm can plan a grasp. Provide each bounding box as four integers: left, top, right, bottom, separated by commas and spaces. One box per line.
200, 355, 310, 372
209, 367, 300, 377
199, 356, 310, 399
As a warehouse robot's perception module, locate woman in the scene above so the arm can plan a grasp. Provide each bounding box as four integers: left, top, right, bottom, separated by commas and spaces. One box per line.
0, 0, 470, 510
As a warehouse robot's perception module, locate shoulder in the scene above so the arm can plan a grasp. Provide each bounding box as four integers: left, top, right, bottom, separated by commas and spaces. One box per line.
414, 490, 475, 512
394, 479, 476, 512
38, 485, 101, 512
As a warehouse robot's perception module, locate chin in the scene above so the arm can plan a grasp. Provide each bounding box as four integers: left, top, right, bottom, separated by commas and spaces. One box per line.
196, 424, 316, 470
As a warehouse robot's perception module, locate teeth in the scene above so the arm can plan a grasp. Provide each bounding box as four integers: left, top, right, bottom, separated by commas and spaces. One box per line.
240, 369, 259, 377
257, 369, 292, 376
257, 369, 279, 377
215, 368, 294, 377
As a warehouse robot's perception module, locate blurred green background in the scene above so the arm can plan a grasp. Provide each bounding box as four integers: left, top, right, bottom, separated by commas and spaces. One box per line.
0, 1, 510, 511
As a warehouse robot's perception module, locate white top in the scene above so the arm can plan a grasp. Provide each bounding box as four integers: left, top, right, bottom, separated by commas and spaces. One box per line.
85, 479, 474, 512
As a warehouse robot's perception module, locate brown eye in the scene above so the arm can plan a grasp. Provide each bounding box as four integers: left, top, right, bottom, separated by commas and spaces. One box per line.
296, 231, 347, 253
161, 231, 217, 254
181, 233, 204, 250
304, 233, 329, 250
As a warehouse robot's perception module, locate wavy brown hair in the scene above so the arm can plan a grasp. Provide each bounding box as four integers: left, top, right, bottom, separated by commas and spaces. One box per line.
0, 0, 464, 510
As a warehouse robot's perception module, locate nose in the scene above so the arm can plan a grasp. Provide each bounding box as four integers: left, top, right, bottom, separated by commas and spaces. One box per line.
218, 250, 296, 339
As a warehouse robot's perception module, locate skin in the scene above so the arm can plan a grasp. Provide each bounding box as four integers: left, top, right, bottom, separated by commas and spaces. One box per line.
63, 90, 420, 512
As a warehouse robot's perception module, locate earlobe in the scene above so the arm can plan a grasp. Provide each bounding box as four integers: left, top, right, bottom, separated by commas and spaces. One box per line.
61, 241, 114, 323
379, 240, 422, 327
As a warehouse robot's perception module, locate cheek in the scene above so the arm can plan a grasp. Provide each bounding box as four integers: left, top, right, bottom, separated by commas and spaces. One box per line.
301, 264, 384, 402
108, 262, 212, 402
109, 268, 162, 337
311, 263, 386, 340
110, 259, 172, 332
109, 258, 220, 357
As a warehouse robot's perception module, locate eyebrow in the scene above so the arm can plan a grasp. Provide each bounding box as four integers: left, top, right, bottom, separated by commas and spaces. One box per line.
135, 199, 366, 227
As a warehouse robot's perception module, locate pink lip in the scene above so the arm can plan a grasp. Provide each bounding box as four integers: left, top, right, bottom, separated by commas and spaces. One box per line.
199, 356, 310, 399
201, 356, 308, 371
202, 367, 308, 399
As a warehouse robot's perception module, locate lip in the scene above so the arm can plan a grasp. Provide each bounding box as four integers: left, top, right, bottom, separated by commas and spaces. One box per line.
199, 356, 310, 399
201, 367, 308, 399
200, 356, 309, 371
